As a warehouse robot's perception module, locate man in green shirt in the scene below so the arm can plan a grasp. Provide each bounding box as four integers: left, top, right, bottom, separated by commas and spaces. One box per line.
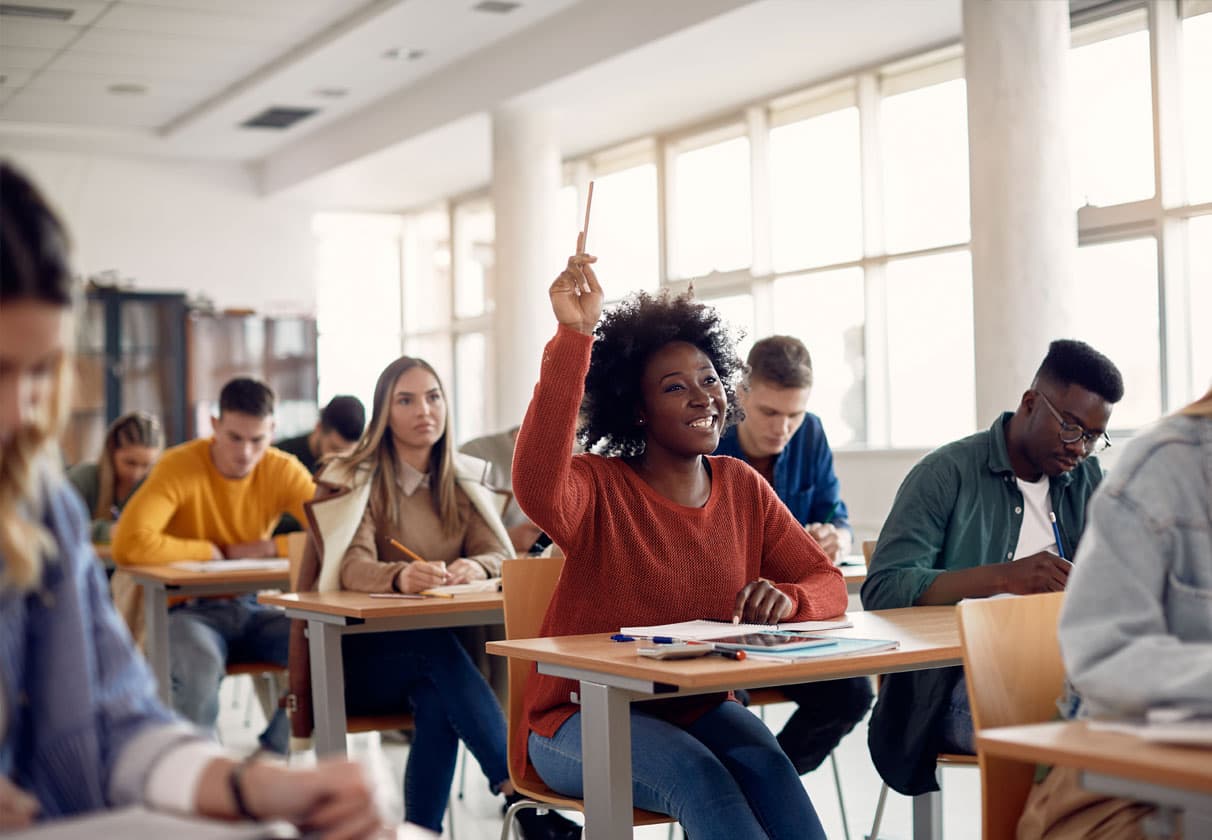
862, 339, 1123, 795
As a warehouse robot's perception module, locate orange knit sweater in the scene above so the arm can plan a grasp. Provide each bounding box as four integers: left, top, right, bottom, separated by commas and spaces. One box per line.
512, 325, 848, 769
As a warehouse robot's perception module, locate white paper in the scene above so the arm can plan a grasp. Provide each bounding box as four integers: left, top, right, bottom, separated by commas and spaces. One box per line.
620, 616, 853, 640
1088, 711, 1212, 746
170, 559, 290, 573
8, 807, 295, 839
421, 579, 501, 596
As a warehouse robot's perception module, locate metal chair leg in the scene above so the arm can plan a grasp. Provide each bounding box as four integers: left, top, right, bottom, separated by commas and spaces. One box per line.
868, 781, 889, 840
830, 751, 851, 840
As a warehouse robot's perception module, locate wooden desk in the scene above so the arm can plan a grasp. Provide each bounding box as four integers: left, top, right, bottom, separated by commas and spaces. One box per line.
488, 606, 961, 840
118, 564, 290, 705
259, 591, 504, 755
980, 720, 1212, 835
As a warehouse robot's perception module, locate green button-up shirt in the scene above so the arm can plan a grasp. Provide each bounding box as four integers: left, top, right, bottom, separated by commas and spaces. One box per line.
861, 412, 1104, 796
862, 412, 1103, 610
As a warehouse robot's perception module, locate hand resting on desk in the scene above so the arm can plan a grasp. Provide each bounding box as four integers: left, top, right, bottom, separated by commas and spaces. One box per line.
733, 579, 794, 625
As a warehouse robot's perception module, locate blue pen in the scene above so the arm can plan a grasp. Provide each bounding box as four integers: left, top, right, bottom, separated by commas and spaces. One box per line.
1049, 512, 1067, 561
610, 634, 635, 643
652, 636, 677, 644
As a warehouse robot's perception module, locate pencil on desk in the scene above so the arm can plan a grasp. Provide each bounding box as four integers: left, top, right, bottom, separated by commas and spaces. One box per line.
389, 537, 428, 565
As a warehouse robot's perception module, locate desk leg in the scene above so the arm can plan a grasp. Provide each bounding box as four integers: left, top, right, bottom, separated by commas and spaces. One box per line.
309, 620, 347, 756
912, 790, 942, 840
579, 681, 633, 840
143, 583, 171, 706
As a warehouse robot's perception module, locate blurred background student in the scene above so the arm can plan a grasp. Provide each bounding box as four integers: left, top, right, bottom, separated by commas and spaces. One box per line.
0, 159, 386, 838
67, 410, 162, 546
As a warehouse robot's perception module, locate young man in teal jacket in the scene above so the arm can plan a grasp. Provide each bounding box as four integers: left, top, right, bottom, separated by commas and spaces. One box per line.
862, 339, 1123, 795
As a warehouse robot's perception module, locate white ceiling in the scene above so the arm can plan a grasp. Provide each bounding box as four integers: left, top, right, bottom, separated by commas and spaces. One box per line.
0, 0, 964, 211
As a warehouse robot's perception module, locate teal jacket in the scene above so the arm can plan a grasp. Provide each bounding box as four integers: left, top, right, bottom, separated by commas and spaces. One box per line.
862, 412, 1104, 794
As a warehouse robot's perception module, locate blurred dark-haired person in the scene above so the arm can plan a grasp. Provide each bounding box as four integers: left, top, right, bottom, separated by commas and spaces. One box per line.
273, 394, 365, 534
67, 411, 163, 547
276, 394, 366, 475
112, 377, 316, 755
715, 335, 872, 776
0, 161, 383, 836
862, 339, 1124, 797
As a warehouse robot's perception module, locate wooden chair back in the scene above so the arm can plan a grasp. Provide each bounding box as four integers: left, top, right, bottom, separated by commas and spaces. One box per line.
957, 592, 1066, 840
285, 530, 309, 592
499, 556, 672, 825
861, 539, 877, 568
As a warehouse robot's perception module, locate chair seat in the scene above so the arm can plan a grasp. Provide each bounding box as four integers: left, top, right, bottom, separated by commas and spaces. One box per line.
936, 752, 979, 767
745, 687, 791, 706
514, 766, 673, 827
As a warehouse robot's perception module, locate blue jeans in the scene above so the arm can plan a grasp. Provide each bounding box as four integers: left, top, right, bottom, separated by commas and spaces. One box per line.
938, 674, 975, 754
168, 595, 291, 753
343, 629, 510, 833
529, 701, 826, 840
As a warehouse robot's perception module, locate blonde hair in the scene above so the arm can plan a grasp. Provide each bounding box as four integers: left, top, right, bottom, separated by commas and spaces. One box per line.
328, 356, 464, 537
94, 411, 163, 519
0, 352, 71, 590
0, 162, 75, 591
1179, 385, 1212, 418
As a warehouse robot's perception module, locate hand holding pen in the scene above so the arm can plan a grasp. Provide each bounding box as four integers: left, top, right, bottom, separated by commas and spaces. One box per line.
389, 537, 450, 593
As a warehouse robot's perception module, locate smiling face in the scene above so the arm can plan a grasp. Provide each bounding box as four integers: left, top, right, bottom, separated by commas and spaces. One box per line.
736, 378, 811, 459
388, 366, 447, 460
635, 341, 728, 459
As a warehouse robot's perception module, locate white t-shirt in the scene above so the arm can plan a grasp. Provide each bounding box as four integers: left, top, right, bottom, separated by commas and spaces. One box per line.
1014, 476, 1059, 560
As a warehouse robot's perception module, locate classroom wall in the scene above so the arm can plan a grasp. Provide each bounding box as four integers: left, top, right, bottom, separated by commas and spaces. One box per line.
0, 146, 318, 314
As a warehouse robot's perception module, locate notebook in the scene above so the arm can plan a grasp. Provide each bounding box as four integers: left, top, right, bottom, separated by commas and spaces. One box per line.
1088, 708, 1212, 746
171, 559, 290, 573
420, 579, 502, 597
740, 636, 899, 661
619, 616, 853, 640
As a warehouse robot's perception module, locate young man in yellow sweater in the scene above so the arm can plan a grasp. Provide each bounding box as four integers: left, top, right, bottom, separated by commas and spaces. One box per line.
112, 378, 315, 753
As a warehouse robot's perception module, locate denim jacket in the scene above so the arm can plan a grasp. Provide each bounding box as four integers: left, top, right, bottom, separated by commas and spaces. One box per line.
0, 461, 197, 818
1060, 413, 1212, 719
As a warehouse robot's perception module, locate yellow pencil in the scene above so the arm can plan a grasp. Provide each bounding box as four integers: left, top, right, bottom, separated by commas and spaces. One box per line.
388, 537, 427, 565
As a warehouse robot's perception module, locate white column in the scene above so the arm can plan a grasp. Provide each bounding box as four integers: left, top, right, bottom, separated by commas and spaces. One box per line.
963, 0, 1077, 422
491, 106, 562, 429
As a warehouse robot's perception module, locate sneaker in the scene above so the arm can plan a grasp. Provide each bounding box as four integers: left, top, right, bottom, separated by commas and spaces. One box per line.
512, 807, 582, 840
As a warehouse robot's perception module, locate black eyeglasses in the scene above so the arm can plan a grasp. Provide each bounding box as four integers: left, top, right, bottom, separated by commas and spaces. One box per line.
1036, 391, 1111, 454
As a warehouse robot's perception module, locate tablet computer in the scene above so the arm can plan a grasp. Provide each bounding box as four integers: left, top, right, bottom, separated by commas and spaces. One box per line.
707, 632, 838, 652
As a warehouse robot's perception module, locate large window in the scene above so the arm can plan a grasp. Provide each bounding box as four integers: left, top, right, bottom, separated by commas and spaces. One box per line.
880, 75, 970, 253
1183, 8, 1212, 204
769, 101, 862, 271
588, 162, 660, 300
772, 268, 866, 446
884, 251, 976, 447
314, 213, 404, 408
671, 131, 752, 278
453, 201, 493, 320
1188, 216, 1212, 397
1070, 11, 1155, 208
1073, 238, 1162, 429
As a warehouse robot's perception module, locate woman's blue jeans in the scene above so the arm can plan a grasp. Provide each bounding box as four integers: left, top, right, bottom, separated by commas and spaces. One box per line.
343, 628, 510, 833
528, 701, 826, 840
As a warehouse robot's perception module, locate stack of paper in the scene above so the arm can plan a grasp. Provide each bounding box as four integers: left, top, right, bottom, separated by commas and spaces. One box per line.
420, 579, 502, 597
740, 636, 899, 661
620, 617, 853, 640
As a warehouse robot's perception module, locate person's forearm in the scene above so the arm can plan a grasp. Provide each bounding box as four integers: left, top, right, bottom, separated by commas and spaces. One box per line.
915, 564, 1006, 606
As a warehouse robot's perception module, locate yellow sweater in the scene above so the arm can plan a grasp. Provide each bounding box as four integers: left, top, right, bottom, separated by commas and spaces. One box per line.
112, 437, 314, 564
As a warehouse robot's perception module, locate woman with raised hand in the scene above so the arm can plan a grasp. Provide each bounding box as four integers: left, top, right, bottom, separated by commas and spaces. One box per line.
0, 160, 385, 838
511, 243, 849, 840
289, 354, 580, 840
67, 411, 163, 545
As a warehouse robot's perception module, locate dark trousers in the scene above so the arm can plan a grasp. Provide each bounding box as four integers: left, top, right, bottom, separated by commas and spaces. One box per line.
773, 676, 875, 774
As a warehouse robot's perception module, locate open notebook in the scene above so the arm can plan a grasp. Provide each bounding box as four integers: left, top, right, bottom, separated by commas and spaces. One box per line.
420, 579, 502, 597
620, 616, 853, 640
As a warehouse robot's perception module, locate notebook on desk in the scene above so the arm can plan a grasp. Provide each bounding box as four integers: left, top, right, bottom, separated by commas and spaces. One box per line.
619, 616, 853, 640
419, 579, 502, 597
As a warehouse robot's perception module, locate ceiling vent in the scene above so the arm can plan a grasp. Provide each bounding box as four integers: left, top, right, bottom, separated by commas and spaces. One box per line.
0, 3, 74, 20
240, 106, 318, 130
472, 1, 520, 14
